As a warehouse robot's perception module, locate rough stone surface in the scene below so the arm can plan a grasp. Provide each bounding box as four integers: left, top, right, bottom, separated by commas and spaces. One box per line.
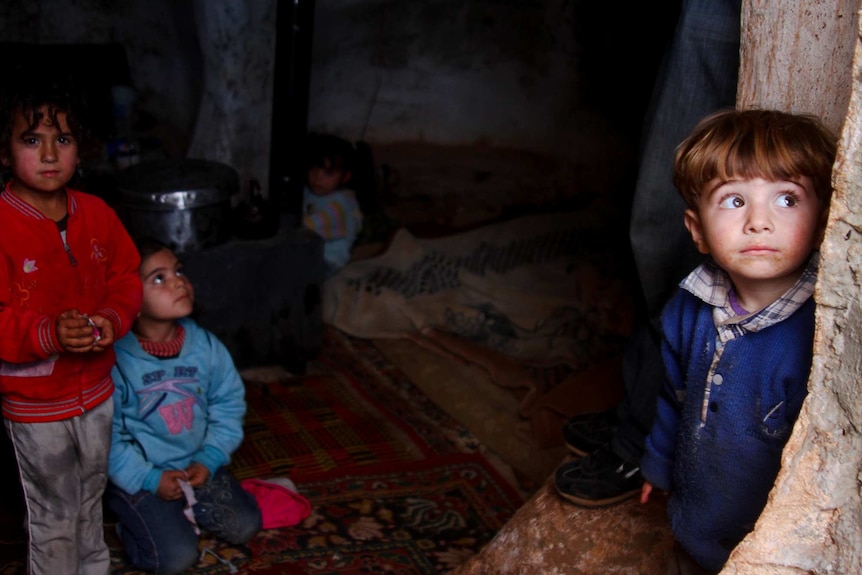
450, 478, 673, 575
739, 0, 856, 132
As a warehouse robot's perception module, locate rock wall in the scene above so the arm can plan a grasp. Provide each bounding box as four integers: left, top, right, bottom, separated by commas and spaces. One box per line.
0, 0, 676, 206
307, 1, 672, 153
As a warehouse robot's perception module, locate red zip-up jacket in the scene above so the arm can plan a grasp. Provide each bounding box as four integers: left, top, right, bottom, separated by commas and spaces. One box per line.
0, 185, 142, 422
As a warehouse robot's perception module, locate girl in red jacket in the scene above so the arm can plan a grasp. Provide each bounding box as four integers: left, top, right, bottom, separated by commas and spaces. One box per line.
0, 71, 142, 575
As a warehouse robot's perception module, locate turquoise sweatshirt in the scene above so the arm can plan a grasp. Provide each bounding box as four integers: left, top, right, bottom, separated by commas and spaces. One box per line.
108, 317, 246, 495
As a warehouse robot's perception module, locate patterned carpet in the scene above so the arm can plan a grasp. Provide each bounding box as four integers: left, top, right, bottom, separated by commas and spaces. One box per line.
0, 327, 526, 574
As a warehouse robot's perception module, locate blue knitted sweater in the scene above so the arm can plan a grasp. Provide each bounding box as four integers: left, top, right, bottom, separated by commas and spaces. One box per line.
641, 259, 816, 572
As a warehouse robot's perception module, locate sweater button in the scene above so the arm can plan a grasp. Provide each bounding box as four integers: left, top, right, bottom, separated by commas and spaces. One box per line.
713, 373, 724, 385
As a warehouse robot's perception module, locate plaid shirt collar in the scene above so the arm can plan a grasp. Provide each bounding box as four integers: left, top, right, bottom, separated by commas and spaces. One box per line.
680, 252, 819, 342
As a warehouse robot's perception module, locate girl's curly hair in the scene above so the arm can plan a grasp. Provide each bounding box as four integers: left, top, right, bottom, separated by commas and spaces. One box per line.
0, 67, 91, 158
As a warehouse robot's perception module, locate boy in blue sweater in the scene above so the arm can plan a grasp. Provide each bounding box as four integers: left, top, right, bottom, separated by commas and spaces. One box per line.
106, 237, 261, 574
639, 109, 837, 574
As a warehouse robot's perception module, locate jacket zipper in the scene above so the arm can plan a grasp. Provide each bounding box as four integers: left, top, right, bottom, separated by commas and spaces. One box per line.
63, 241, 78, 266
59, 224, 77, 266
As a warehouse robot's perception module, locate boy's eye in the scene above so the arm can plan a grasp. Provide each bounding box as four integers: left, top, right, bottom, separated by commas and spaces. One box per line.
152, 273, 166, 285
57, 135, 74, 145
718, 195, 745, 209
775, 193, 798, 207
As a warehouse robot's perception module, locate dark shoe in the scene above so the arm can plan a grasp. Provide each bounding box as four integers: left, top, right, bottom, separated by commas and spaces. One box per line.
561, 408, 619, 456
554, 444, 643, 507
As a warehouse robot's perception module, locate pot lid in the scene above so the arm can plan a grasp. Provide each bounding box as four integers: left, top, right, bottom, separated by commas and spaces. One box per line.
116, 158, 238, 209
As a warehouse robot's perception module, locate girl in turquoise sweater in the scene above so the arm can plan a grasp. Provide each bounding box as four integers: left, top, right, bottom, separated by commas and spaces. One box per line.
106, 237, 261, 574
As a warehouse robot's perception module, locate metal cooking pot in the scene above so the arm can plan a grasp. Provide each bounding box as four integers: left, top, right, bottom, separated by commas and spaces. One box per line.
115, 158, 238, 253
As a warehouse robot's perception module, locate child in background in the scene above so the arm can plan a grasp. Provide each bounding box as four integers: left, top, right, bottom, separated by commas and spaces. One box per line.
639, 109, 837, 574
106, 237, 261, 574
0, 73, 142, 574
302, 133, 363, 278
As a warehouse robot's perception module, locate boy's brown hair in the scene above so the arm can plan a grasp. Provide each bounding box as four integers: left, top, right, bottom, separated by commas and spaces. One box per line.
673, 108, 837, 210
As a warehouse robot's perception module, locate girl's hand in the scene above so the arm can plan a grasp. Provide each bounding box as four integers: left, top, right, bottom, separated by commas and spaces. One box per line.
55, 310, 97, 352
156, 469, 189, 501
87, 314, 115, 350
185, 462, 210, 488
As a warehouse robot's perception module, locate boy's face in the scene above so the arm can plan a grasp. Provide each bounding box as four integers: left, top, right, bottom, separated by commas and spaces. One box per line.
307, 158, 351, 196
684, 176, 825, 294
1, 106, 79, 198
139, 248, 195, 323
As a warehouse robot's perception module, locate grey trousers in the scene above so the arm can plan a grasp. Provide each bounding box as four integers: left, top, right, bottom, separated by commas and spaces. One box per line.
4, 399, 113, 575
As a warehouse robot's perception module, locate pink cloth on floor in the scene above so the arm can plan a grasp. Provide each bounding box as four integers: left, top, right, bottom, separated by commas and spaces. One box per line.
240, 478, 312, 529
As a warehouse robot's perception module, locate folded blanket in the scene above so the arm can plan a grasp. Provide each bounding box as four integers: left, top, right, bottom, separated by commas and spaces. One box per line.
325, 212, 631, 357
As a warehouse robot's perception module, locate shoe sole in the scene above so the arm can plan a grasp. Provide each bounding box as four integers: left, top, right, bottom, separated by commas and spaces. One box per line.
554, 485, 641, 508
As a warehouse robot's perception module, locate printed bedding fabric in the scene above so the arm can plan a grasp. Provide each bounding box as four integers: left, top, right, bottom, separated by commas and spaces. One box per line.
324, 211, 635, 368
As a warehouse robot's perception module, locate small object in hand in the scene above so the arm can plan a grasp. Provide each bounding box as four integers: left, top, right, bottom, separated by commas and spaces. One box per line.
85, 316, 101, 342
178, 479, 201, 535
